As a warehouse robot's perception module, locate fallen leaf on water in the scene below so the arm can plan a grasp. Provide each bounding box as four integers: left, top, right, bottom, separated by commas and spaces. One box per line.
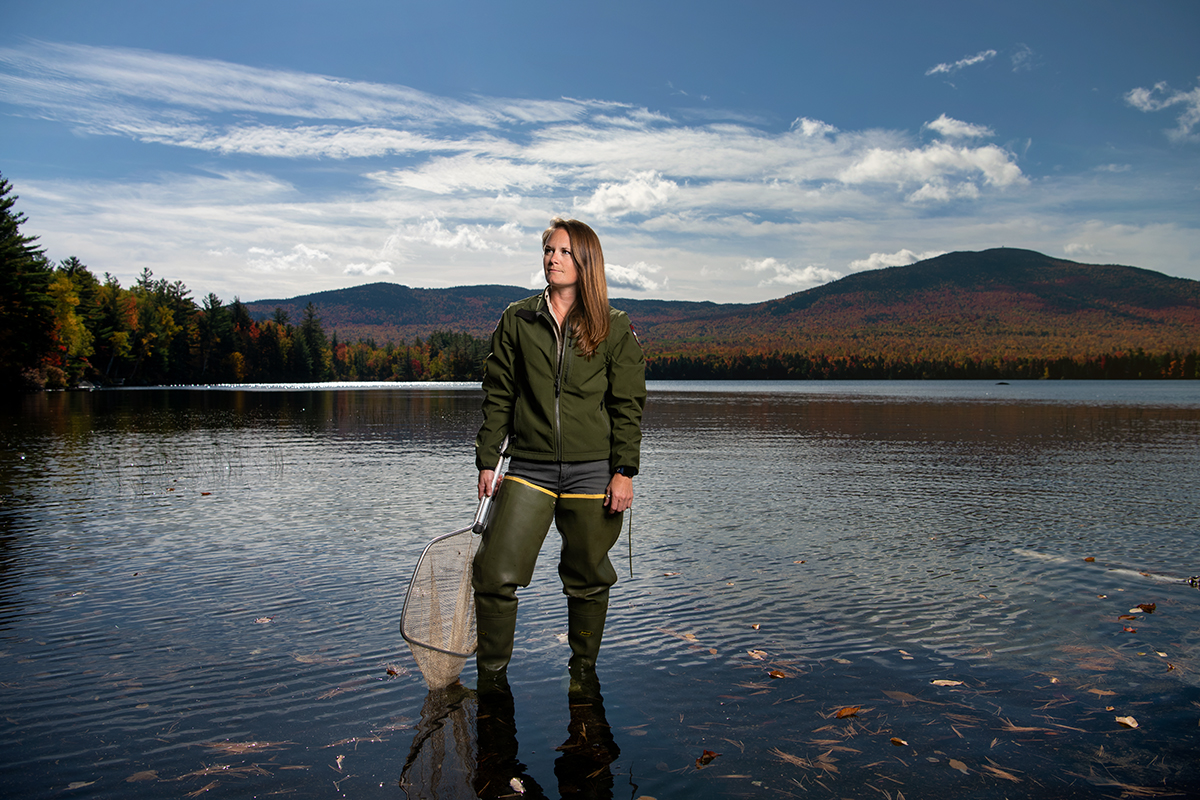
768, 669, 788, 679
66, 781, 97, 790
1106, 706, 1115, 711
683, 633, 697, 640
883, 690, 921, 704
1123, 626, 1137, 633
254, 617, 274, 624
747, 650, 768, 660
1156, 651, 1168, 657
949, 759, 969, 774
709, 648, 718, 654
1137, 603, 1156, 613
890, 737, 908, 746
1088, 689, 1116, 697
1097, 594, 1107, 599
1116, 716, 1138, 729
510, 776, 526, 794
981, 764, 1021, 783
931, 680, 963, 687
1084, 556, 1095, 562
752, 623, 760, 630
832, 657, 852, 665
1118, 614, 1138, 621
1168, 663, 1176, 671
696, 749, 720, 768
835, 706, 860, 718
793, 560, 806, 564
200, 492, 212, 496
663, 572, 680, 577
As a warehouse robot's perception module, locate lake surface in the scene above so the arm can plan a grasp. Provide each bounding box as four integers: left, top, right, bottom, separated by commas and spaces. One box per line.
2, 380, 1199, 799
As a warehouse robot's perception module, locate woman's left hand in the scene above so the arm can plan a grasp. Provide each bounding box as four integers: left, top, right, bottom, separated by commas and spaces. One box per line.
604, 473, 633, 513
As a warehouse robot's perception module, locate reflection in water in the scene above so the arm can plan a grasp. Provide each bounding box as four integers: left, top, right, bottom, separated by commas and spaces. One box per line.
400, 665, 621, 800
2, 383, 1199, 799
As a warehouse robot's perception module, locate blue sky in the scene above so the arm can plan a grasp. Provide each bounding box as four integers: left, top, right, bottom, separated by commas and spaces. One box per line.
2, 0, 1198, 304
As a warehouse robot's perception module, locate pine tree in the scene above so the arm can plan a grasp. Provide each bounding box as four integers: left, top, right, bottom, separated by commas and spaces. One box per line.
0, 173, 56, 389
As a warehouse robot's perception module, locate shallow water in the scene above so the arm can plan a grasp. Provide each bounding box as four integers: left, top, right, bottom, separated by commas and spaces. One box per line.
1, 381, 1199, 799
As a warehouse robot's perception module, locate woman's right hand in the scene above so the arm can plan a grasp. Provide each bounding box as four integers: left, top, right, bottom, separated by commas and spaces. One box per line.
478, 469, 496, 499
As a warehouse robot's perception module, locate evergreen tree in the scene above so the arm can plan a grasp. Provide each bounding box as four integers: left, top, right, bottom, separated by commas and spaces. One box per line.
0, 173, 56, 389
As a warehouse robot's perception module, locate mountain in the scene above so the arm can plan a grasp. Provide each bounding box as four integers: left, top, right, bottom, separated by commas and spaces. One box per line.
246, 248, 1200, 361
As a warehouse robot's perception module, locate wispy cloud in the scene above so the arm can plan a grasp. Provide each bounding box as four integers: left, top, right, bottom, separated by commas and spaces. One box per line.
1125, 79, 1200, 143
925, 49, 997, 76
924, 114, 994, 139
2, 40, 1193, 304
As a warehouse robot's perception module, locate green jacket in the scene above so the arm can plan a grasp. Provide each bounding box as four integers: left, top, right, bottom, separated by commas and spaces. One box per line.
475, 292, 646, 473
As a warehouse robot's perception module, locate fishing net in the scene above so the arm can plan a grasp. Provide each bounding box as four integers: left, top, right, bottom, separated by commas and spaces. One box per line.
400, 526, 480, 690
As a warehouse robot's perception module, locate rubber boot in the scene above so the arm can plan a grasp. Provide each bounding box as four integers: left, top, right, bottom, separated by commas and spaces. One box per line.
473, 477, 557, 673
554, 496, 624, 668
556, 660, 619, 797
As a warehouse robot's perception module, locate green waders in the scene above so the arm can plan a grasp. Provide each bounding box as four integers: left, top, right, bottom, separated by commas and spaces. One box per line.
473, 477, 624, 673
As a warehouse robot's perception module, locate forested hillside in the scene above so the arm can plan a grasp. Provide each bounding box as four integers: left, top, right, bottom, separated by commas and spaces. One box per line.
4, 169, 1198, 389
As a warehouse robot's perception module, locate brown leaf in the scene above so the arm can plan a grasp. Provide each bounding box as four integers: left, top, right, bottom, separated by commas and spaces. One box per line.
949, 759, 969, 774
1088, 689, 1117, 697
747, 649, 768, 660
1137, 603, 1156, 613
981, 764, 1021, 783
1084, 556, 1095, 562
835, 706, 860, 718
1123, 626, 1137, 633
931, 679, 963, 687
1118, 614, 1138, 621
695, 749, 720, 768
1115, 715, 1138, 729
890, 737, 908, 746
768, 669, 788, 679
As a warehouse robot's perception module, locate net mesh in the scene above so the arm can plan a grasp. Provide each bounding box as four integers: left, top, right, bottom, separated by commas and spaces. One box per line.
401, 526, 480, 690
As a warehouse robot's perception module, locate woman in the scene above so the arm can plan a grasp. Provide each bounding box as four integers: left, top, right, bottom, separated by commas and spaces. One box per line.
473, 218, 646, 676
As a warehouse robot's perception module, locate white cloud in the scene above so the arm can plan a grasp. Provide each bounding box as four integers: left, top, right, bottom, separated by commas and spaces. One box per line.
925, 114, 994, 139
1125, 79, 1200, 143
848, 249, 947, 273
387, 219, 524, 253
926, 49, 997, 76
839, 141, 1026, 200
606, 261, 662, 292
343, 262, 395, 277
575, 171, 680, 218
744, 257, 842, 289
791, 117, 838, 137
247, 244, 330, 273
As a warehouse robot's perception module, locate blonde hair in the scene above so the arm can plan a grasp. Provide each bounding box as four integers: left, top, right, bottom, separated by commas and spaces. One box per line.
542, 217, 610, 358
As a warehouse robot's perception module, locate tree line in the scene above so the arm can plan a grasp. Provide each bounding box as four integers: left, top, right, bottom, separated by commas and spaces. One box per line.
1, 173, 489, 390
4, 171, 1196, 390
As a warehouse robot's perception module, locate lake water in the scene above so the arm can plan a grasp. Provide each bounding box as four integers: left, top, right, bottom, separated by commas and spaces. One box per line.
2, 380, 1199, 799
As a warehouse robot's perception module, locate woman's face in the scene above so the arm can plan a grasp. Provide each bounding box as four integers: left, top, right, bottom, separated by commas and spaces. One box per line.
542, 227, 578, 290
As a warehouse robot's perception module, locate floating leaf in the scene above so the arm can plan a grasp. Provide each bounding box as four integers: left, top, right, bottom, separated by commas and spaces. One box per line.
254, 617, 274, 624
1137, 603, 1156, 613
768, 669, 788, 679
1156, 651, 1168, 657
1084, 556, 1095, 562
835, 706, 860, 718
1115, 715, 1138, 728
510, 776, 526, 794
890, 737, 908, 746
747, 650, 768, 660
949, 759, 969, 774
66, 781, 97, 790
1118, 614, 1138, 621
931, 680, 963, 687
696, 749, 720, 768
1088, 689, 1116, 696
1122, 626, 1136, 633
752, 623, 760, 630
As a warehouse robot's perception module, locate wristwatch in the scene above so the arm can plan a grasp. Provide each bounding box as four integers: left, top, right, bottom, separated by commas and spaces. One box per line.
614, 466, 637, 478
